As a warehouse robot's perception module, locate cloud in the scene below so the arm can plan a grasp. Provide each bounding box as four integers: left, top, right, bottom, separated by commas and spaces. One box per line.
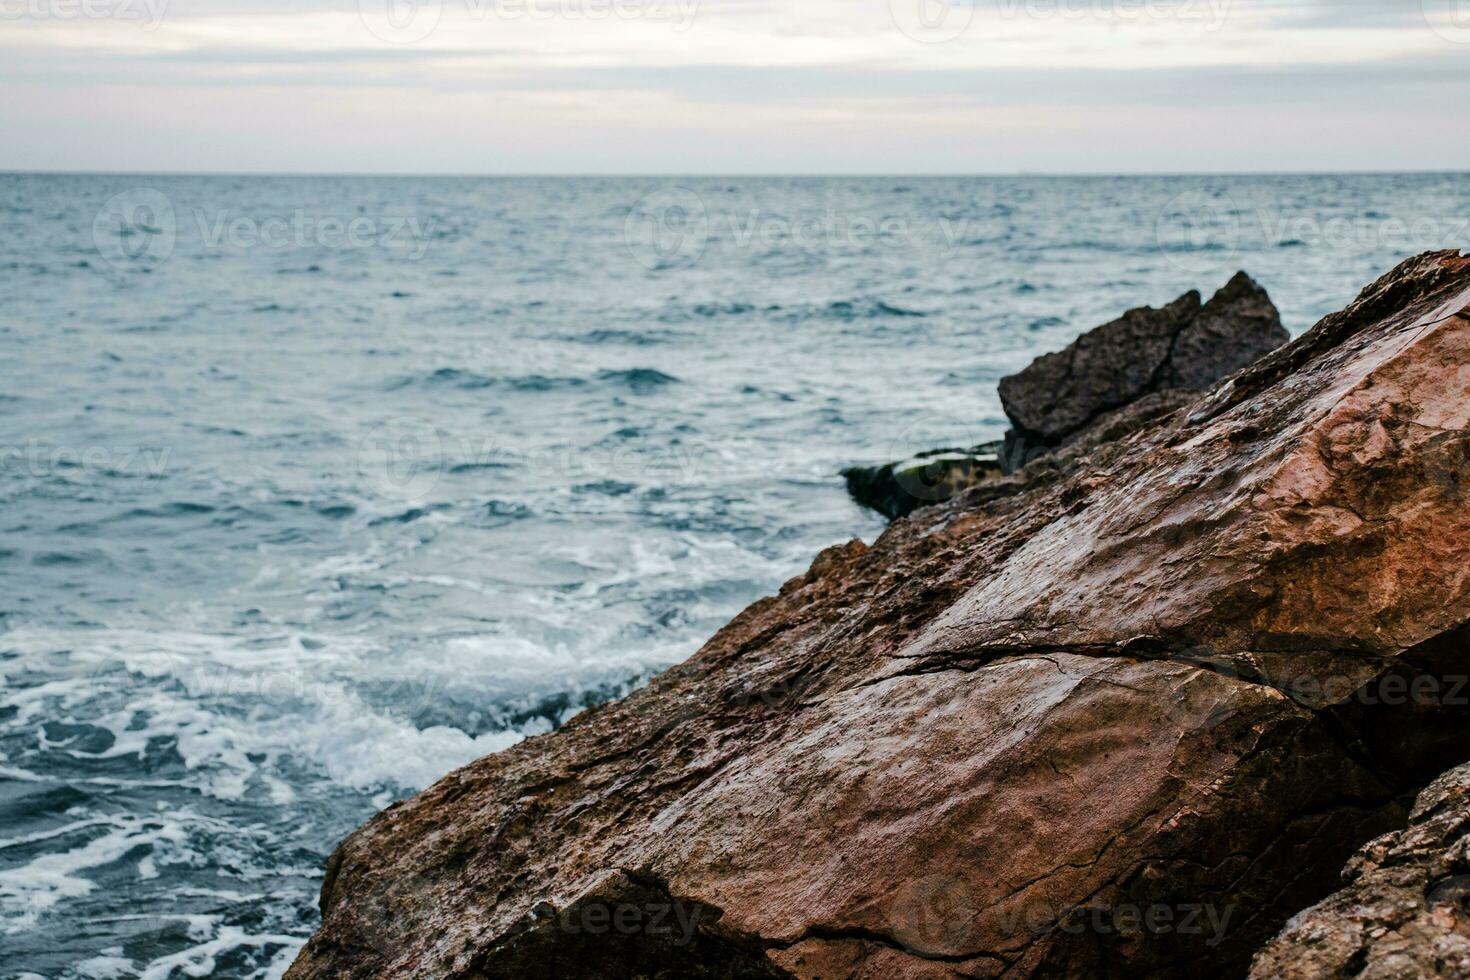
1, 0, 1466, 171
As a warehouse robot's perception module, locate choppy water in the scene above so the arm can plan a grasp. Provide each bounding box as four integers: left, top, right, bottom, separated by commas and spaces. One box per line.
1, 173, 1466, 978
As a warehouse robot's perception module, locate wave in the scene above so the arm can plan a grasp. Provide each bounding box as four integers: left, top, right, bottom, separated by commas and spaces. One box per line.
690, 302, 756, 318
385, 368, 587, 392
558, 328, 686, 346
594, 368, 680, 393
120, 502, 217, 520
780, 299, 927, 321
385, 367, 680, 394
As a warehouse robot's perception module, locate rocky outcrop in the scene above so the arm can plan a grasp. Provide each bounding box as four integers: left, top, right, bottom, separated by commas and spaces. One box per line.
288, 251, 1470, 980
998, 272, 1286, 470
842, 444, 1003, 520
845, 274, 1285, 522
1251, 761, 1470, 979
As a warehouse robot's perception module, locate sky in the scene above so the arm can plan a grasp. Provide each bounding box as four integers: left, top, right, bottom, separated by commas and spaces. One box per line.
3, 0, 1470, 173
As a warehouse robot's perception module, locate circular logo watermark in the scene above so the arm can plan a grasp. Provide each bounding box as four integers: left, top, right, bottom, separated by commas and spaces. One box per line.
359, 0, 443, 43
353, 866, 439, 961
883, 412, 992, 506
1423, 0, 1470, 43
92, 188, 176, 269
890, 0, 974, 43
889, 873, 979, 954
1160, 644, 1249, 735
357, 416, 444, 500
1428, 874, 1470, 910
1154, 190, 1242, 277
622, 187, 709, 270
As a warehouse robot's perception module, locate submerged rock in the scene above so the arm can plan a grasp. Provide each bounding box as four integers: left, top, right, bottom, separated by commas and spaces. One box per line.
288, 251, 1470, 980
842, 444, 1003, 520
1251, 761, 1470, 979
998, 271, 1286, 470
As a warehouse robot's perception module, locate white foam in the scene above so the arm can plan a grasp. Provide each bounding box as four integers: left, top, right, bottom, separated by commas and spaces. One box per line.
137, 925, 304, 980
262, 775, 295, 805
0, 816, 189, 932
0, 603, 725, 956
74, 950, 135, 979
1, 621, 691, 795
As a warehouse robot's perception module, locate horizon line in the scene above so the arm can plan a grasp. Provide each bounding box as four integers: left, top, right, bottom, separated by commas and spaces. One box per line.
4, 168, 1469, 180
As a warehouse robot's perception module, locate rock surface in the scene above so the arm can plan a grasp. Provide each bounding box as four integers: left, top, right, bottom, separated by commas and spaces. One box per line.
288, 251, 1470, 980
998, 272, 1286, 471
1251, 761, 1470, 979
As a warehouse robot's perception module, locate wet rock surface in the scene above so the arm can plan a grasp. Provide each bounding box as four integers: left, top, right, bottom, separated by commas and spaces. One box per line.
288, 251, 1470, 980
998, 271, 1287, 471
1251, 761, 1470, 979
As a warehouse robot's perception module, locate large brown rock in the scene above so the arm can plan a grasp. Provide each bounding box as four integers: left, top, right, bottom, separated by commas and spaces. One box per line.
998, 272, 1287, 470
287, 252, 1470, 980
1250, 761, 1470, 979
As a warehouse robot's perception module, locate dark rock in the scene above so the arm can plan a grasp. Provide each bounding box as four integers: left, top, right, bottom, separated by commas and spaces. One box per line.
850, 275, 1282, 517
998, 388, 1201, 474
1000, 290, 1201, 449
287, 252, 1470, 980
998, 272, 1286, 471
1251, 761, 1470, 979
1164, 271, 1286, 389
842, 444, 1003, 520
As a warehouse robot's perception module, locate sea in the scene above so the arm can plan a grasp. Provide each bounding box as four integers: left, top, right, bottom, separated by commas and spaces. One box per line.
1, 172, 1466, 978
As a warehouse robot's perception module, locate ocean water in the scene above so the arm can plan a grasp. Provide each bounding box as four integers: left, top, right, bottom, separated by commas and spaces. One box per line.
1, 172, 1466, 978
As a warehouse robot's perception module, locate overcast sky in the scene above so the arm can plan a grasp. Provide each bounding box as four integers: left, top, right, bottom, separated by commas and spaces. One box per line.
4, 0, 1470, 173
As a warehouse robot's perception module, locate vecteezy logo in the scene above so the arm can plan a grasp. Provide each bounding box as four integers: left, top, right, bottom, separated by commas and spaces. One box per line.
92, 188, 176, 269
359, 0, 443, 44
622, 187, 709, 270
883, 412, 991, 506
890, 0, 973, 43
1423, 0, 1470, 43
1427, 874, 1470, 910
889, 873, 978, 955
1161, 643, 1249, 735
1154, 189, 1242, 277
357, 416, 444, 500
